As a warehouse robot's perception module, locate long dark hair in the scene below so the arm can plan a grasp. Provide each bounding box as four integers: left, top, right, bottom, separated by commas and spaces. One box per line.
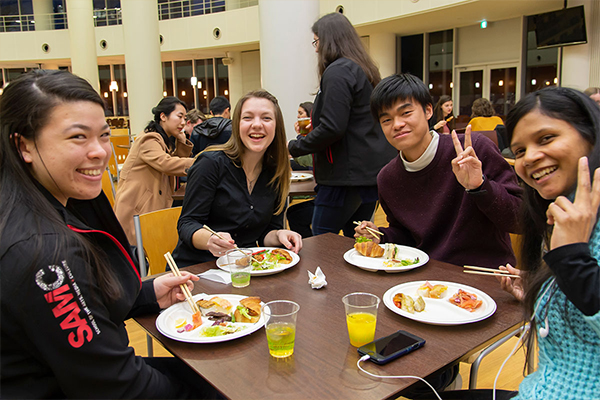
0, 70, 123, 301
432, 95, 455, 132
506, 86, 600, 365
145, 96, 186, 150
201, 90, 290, 214
312, 13, 380, 87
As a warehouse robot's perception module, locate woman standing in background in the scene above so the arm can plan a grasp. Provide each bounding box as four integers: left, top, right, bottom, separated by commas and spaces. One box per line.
431, 95, 456, 134
114, 97, 194, 243
288, 12, 396, 237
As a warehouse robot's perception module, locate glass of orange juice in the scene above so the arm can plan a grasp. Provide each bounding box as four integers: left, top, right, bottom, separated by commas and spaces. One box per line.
342, 292, 380, 347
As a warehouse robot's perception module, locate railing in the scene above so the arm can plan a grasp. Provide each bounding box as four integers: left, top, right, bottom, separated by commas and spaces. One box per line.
157, 0, 257, 21
93, 8, 122, 27
0, 13, 67, 32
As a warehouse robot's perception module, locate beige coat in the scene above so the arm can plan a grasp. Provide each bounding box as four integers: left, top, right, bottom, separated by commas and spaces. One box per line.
114, 131, 194, 243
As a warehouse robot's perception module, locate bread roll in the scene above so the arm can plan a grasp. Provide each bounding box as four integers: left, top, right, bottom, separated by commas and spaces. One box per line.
354, 241, 384, 258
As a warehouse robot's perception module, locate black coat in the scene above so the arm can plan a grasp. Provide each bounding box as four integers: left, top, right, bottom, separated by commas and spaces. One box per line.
288, 57, 396, 186
189, 116, 232, 156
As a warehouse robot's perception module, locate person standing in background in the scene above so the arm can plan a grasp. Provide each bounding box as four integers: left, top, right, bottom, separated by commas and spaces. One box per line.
431, 95, 456, 134
288, 12, 396, 237
114, 97, 194, 243
190, 96, 232, 156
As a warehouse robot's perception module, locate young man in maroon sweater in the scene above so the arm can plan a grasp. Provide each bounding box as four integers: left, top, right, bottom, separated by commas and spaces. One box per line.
355, 74, 522, 269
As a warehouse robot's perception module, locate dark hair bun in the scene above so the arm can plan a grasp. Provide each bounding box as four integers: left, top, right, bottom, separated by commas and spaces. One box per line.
151, 107, 158, 114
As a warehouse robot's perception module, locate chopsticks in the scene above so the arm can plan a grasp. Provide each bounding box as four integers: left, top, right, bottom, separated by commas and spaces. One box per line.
164, 252, 200, 314
463, 265, 521, 279
353, 221, 384, 237
201, 225, 259, 262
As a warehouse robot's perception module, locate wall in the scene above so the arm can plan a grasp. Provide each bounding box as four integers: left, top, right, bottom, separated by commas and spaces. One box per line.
456, 18, 522, 66
241, 50, 261, 94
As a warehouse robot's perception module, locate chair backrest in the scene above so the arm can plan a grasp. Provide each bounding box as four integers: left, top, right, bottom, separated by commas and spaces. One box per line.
110, 134, 130, 165
134, 206, 182, 276
107, 142, 120, 181
101, 168, 116, 207
471, 130, 499, 147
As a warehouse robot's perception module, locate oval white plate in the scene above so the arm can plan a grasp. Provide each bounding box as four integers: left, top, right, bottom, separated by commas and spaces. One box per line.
383, 281, 497, 326
291, 172, 313, 182
156, 294, 265, 343
343, 244, 428, 273
216, 247, 300, 276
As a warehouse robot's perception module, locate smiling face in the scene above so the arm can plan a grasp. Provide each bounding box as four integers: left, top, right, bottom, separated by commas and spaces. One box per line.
239, 97, 276, 157
511, 109, 592, 200
18, 101, 111, 205
378, 98, 433, 162
441, 100, 453, 117
160, 103, 186, 137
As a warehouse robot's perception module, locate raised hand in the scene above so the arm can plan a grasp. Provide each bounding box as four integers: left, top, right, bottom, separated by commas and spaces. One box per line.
547, 156, 600, 250
451, 125, 484, 190
354, 220, 381, 244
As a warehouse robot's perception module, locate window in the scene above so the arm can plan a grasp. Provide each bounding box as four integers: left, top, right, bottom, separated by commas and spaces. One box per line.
400, 34, 423, 79
428, 29, 453, 106
98, 65, 113, 116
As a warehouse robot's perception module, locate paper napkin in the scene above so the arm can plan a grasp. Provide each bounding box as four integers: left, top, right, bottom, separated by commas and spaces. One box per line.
307, 267, 327, 289
197, 269, 232, 285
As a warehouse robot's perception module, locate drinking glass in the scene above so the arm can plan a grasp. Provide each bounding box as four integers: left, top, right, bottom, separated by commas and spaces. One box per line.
342, 292, 380, 347
298, 117, 311, 136
264, 300, 300, 358
226, 248, 252, 288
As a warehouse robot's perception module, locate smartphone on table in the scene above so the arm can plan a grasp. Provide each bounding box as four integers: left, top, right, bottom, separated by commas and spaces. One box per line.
357, 330, 425, 365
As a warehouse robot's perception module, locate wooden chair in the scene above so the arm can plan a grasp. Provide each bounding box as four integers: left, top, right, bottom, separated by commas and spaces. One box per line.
101, 168, 116, 207
110, 134, 130, 166
107, 142, 120, 181
133, 206, 182, 357
133, 206, 182, 277
471, 130, 499, 148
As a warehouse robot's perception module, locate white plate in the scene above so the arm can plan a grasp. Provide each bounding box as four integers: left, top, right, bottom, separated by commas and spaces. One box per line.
216, 247, 300, 276
291, 172, 313, 182
383, 281, 497, 326
156, 294, 265, 343
343, 244, 428, 273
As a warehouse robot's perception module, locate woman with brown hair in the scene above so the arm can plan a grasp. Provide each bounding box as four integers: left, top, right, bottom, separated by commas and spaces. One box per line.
173, 90, 302, 267
431, 95, 456, 134
288, 12, 396, 237
467, 98, 504, 131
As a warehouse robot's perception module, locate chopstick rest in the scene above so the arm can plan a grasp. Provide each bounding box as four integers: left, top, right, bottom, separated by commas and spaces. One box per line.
308, 267, 327, 289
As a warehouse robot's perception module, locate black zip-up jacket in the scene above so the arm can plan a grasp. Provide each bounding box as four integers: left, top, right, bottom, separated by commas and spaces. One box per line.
0, 187, 190, 398
288, 57, 396, 186
190, 117, 232, 156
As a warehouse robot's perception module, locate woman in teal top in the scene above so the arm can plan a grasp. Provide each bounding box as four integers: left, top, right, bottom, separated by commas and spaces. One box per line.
501, 86, 600, 400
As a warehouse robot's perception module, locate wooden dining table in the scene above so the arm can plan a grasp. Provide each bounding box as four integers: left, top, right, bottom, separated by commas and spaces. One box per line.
134, 233, 522, 399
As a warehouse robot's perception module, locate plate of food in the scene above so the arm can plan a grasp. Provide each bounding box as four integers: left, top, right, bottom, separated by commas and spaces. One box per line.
291, 172, 313, 182
383, 281, 497, 325
156, 294, 265, 343
343, 238, 428, 273
216, 247, 300, 276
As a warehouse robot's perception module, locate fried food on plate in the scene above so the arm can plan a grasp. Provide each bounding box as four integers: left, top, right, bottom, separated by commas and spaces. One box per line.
354, 240, 384, 258
234, 296, 262, 323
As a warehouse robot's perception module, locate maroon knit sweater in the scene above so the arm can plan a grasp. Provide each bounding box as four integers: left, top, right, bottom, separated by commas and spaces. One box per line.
378, 134, 523, 268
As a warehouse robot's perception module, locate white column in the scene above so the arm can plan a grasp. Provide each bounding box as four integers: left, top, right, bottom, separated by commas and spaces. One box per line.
258, 0, 319, 140
121, 0, 163, 137
226, 51, 244, 108
561, 0, 599, 90
369, 32, 396, 80
65, 0, 99, 92
32, 0, 53, 31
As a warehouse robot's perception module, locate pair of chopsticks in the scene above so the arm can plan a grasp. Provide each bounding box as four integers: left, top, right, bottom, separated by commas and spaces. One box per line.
201, 225, 259, 263
164, 252, 200, 314
463, 265, 520, 279
353, 221, 383, 238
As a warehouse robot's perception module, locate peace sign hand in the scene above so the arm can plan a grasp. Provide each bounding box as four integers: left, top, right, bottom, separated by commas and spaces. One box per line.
546, 156, 600, 251
451, 125, 484, 190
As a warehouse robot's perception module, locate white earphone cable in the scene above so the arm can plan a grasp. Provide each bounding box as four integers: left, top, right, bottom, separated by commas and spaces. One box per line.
357, 355, 442, 400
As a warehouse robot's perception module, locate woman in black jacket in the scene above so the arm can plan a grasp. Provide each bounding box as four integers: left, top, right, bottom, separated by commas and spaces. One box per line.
288, 12, 396, 237
0, 70, 216, 399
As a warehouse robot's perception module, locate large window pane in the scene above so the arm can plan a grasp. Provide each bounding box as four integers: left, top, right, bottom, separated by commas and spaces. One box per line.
459, 70, 483, 116
215, 58, 229, 100
175, 60, 194, 110
195, 59, 214, 114
490, 67, 516, 118
114, 64, 128, 116
98, 65, 113, 116
525, 15, 558, 94
428, 29, 453, 106
162, 62, 174, 97
400, 34, 423, 79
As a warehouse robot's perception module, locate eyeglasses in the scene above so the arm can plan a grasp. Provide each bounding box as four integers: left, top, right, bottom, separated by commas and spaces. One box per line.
312, 39, 319, 48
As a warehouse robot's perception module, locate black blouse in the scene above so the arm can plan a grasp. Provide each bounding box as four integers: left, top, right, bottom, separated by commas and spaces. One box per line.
173, 151, 284, 267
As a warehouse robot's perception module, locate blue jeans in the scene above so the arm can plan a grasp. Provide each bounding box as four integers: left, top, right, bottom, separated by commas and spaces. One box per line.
311, 187, 377, 237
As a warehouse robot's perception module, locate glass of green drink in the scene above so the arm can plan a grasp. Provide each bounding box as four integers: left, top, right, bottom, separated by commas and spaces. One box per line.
263, 300, 300, 358
226, 248, 253, 288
